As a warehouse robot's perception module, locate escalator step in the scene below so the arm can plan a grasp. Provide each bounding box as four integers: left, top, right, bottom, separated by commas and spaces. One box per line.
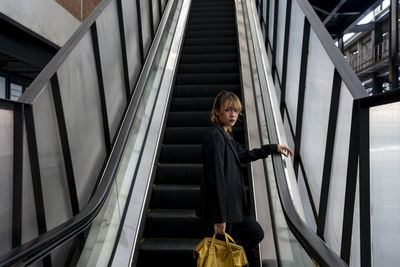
159, 144, 202, 163
167, 111, 243, 127
188, 18, 235, 25
178, 63, 238, 74
176, 73, 239, 85
151, 185, 200, 208
138, 238, 200, 267
185, 30, 236, 38
167, 111, 210, 127
191, 7, 234, 13
144, 209, 207, 238
156, 163, 203, 184
186, 24, 235, 32
182, 45, 236, 54
184, 37, 236, 46
173, 84, 240, 97
190, 12, 234, 19
163, 127, 210, 144
180, 53, 237, 64
163, 126, 244, 144
170, 98, 214, 111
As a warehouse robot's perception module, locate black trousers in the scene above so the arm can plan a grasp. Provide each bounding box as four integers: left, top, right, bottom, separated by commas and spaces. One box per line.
204, 213, 264, 266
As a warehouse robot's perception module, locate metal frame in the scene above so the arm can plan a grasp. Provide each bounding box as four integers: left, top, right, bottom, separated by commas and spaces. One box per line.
12, 103, 23, 248
91, 22, 112, 155
293, 19, 310, 177
116, 0, 133, 99
50, 74, 80, 216
317, 69, 342, 239
279, 0, 292, 116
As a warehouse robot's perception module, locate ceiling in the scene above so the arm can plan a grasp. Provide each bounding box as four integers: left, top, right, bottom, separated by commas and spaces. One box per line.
309, 0, 381, 39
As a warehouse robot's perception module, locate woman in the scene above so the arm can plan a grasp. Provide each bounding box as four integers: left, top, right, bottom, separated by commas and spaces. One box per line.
196, 90, 293, 264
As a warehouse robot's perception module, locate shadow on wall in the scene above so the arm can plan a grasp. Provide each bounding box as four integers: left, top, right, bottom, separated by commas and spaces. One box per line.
56, 0, 102, 21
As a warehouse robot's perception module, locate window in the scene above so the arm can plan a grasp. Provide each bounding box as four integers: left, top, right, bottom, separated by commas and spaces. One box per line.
0, 76, 5, 98
10, 83, 23, 100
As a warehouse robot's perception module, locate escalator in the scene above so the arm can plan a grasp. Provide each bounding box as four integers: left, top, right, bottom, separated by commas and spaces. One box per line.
137, 0, 246, 265
0, 0, 361, 266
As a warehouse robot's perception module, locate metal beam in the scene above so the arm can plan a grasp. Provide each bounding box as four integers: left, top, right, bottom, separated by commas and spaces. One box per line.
323, 0, 347, 25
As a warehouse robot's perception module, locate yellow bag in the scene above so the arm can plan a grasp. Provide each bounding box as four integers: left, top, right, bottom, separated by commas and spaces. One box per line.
194, 233, 248, 267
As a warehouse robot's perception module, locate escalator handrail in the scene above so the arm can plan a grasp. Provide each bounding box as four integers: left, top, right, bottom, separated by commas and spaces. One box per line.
0, 0, 176, 264
244, 0, 348, 266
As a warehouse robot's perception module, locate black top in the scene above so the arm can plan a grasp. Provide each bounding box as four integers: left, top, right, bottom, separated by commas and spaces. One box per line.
196, 126, 278, 223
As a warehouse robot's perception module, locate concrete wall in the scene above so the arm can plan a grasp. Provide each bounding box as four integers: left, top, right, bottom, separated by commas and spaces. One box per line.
0, 0, 81, 47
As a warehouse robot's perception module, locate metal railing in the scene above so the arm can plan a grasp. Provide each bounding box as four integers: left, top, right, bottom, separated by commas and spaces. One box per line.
348, 38, 389, 72
251, 0, 400, 266
0, 0, 170, 265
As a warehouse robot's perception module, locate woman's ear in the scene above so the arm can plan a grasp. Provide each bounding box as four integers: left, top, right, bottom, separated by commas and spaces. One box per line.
214, 108, 220, 117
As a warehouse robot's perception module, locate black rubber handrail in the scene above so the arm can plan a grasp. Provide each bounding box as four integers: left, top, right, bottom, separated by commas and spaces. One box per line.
0, 0, 176, 264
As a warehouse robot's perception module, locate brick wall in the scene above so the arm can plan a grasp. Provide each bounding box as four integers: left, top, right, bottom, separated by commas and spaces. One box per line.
55, 0, 101, 21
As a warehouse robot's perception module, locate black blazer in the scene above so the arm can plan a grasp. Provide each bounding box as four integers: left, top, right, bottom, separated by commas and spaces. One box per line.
196, 126, 277, 224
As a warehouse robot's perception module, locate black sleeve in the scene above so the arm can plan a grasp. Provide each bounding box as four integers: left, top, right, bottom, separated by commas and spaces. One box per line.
236, 142, 278, 163
203, 131, 227, 223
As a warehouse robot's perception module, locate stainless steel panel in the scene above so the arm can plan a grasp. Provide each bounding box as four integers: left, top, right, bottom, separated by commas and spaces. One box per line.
96, 0, 127, 140
283, 111, 295, 157
297, 169, 317, 232
285, 0, 304, 131
140, 0, 152, 56
161, 0, 167, 12
121, 0, 141, 92
0, 109, 13, 253
32, 83, 72, 229
324, 84, 353, 254
21, 124, 38, 243
275, 0, 287, 78
300, 28, 335, 211
153, 0, 161, 32
57, 31, 107, 208
262, 0, 267, 24
370, 102, 400, 267
268, 0, 275, 45
350, 169, 360, 267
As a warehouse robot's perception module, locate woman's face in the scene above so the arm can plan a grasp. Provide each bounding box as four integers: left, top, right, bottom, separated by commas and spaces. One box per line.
215, 106, 238, 130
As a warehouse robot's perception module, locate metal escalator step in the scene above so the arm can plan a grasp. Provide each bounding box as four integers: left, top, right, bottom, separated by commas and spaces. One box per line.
180, 53, 237, 64
159, 144, 202, 163
150, 184, 200, 208
156, 163, 203, 184
190, 11, 234, 19
170, 98, 214, 111
178, 63, 238, 74
184, 37, 236, 46
185, 30, 236, 38
188, 17, 235, 25
138, 238, 200, 267
182, 45, 236, 54
163, 126, 244, 144
144, 209, 207, 238
173, 84, 240, 97
167, 111, 210, 127
176, 73, 239, 85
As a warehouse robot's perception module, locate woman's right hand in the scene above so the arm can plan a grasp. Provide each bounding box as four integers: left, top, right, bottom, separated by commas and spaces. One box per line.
214, 222, 226, 234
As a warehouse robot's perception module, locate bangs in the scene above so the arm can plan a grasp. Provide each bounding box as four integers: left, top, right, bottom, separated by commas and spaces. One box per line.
220, 95, 242, 113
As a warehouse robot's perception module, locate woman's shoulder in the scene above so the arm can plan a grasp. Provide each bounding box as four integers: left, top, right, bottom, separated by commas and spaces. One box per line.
203, 127, 225, 145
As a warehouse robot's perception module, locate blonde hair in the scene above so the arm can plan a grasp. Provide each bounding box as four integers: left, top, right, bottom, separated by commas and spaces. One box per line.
211, 90, 242, 133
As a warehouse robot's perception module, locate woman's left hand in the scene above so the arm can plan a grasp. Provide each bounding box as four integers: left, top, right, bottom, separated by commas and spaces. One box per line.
277, 145, 294, 157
